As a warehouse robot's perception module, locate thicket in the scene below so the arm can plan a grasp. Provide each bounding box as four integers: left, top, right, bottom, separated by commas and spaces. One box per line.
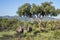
0, 18, 60, 40
0, 18, 21, 31
0, 18, 60, 32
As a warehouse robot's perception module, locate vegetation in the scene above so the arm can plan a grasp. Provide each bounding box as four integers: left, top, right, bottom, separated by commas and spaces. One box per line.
0, 18, 60, 40
0, 1, 60, 40
17, 2, 60, 17
0, 18, 21, 31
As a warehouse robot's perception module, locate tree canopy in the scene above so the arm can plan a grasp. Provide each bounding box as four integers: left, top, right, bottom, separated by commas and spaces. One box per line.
17, 2, 60, 17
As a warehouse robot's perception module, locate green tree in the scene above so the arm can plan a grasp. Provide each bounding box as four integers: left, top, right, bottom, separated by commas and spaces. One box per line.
55, 9, 60, 15
30, 3, 39, 16
17, 2, 60, 17
17, 3, 32, 17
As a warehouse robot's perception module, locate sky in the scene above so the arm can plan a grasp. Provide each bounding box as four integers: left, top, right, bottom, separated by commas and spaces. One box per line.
0, 0, 60, 16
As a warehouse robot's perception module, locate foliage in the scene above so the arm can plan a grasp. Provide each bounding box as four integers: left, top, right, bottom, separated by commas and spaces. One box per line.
0, 18, 60, 31
0, 18, 21, 31
0, 30, 60, 40
17, 3, 32, 17
0, 18, 60, 40
17, 2, 60, 17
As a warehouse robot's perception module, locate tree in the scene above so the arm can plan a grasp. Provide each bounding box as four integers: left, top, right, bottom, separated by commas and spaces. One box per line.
40, 2, 53, 16
30, 4, 38, 15
17, 2, 60, 18
40, 2, 60, 16
17, 3, 32, 17
55, 9, 60, 15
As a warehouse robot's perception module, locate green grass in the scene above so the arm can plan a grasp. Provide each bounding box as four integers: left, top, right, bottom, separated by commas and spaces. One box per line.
0, 30, 60, 40
0, 30, 16, 37
0, 30, 17, 40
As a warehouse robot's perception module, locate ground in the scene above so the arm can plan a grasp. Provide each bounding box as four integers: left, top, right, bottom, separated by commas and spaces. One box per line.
0, 30, 60, 40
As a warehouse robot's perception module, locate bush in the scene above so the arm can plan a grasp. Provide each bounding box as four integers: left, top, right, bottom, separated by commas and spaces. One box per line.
0, 18, 21, 31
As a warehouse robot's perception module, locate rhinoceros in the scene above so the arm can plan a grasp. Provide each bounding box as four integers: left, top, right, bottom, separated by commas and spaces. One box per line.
16, 26, 23, 33
16, 26, 24, 40
27, 27, 32, 32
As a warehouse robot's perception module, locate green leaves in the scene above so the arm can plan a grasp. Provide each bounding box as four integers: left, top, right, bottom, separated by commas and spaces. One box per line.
17, 3, 31, 17
17, 2, 60, 17
0, 18, 21, 31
